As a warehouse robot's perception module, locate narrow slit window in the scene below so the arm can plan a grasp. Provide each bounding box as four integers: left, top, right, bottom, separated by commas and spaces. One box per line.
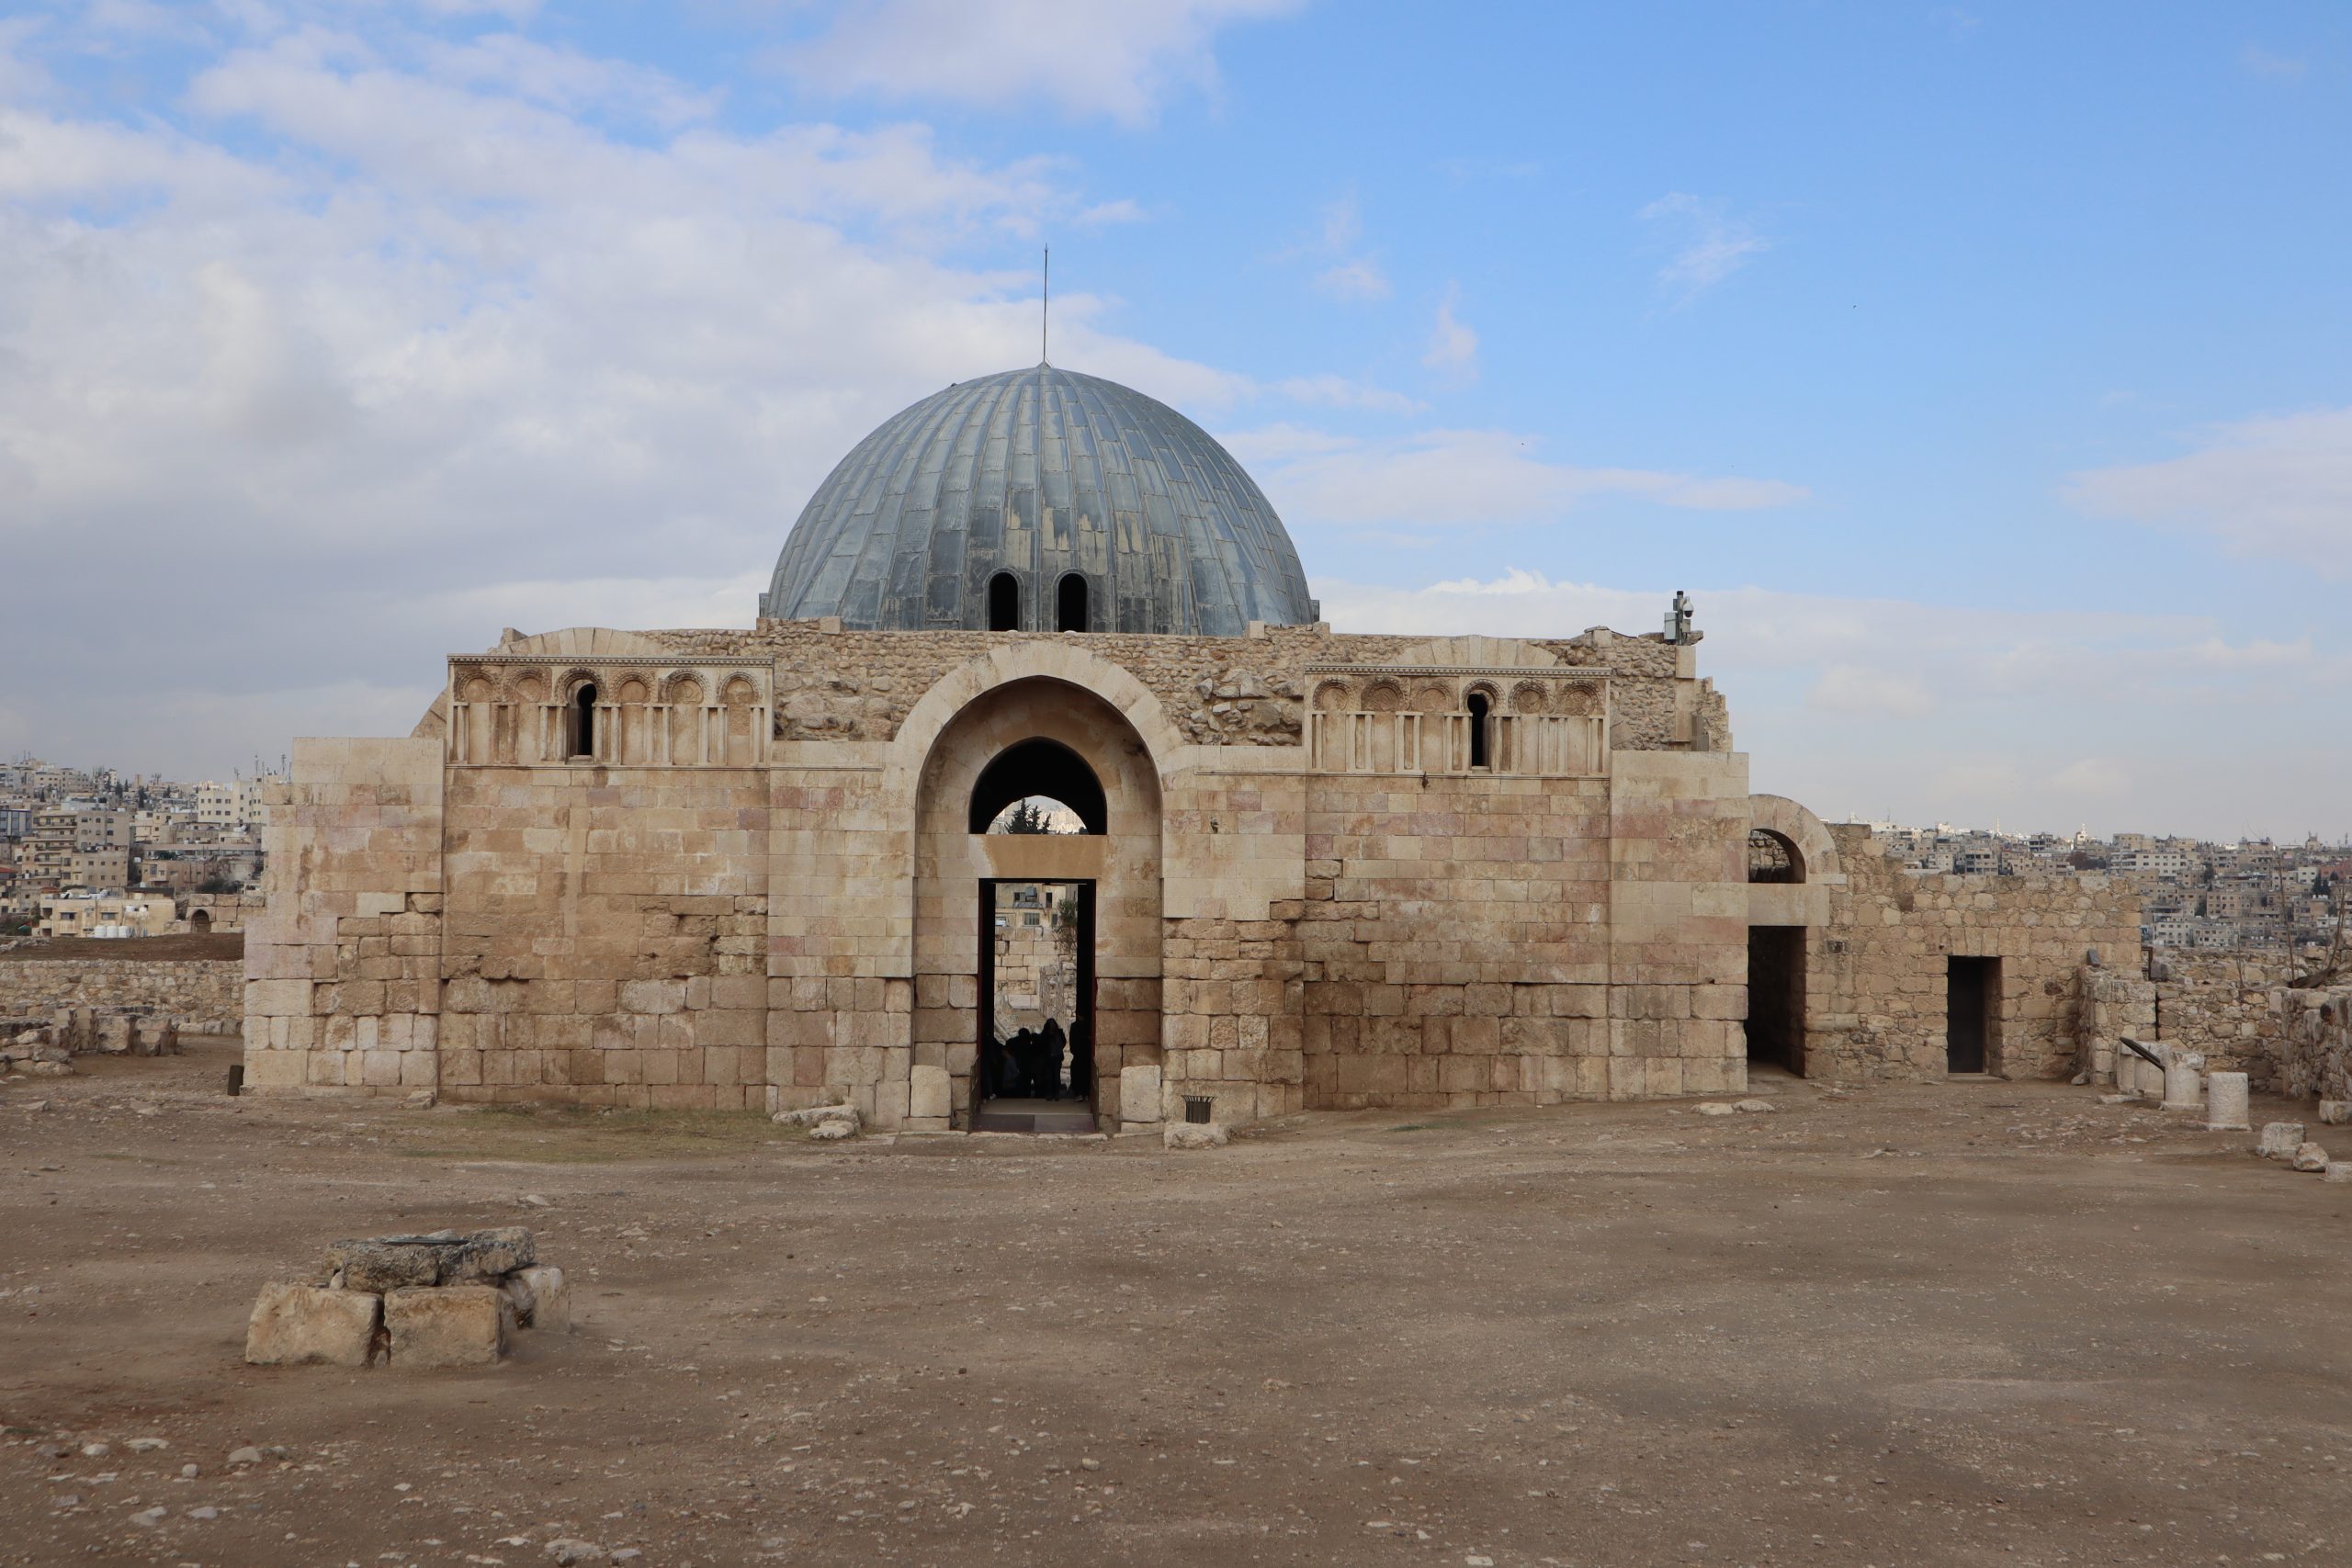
1466, 691, 1491, 770
573, 683, 598, 759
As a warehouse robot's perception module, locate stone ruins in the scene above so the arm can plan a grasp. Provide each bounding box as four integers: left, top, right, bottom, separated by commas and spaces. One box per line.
234, 362, 2351, 1134
244, 1227, 569, 1369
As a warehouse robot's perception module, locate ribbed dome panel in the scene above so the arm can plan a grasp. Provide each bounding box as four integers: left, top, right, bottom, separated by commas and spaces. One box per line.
762, 365, 1317, 635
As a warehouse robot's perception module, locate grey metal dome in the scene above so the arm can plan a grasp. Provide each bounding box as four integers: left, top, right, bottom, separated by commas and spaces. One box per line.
760, 364, 1318, 635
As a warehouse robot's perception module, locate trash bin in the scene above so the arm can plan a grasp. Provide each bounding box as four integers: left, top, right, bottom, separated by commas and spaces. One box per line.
1182, 1094, 1214, 1125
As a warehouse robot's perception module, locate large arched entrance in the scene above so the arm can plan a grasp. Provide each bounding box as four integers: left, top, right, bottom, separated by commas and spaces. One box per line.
911, 677, 1163, 1132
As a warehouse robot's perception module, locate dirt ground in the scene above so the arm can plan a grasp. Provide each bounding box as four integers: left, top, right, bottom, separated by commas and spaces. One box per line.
4, 1043, 2347, 1568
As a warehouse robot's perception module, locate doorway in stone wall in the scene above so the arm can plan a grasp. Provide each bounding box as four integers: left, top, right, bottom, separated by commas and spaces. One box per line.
1947, 956, 2000, 1074
974, 877, 1097, 1133
1746, 926, 1806, 1076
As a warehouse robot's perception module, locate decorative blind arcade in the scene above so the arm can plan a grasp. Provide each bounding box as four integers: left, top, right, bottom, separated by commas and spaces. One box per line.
1304, 666, 1610, 778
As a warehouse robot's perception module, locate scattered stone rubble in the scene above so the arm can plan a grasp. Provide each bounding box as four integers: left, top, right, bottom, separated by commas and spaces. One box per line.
4, 1005, 198, 1078
245, 1227, 570, 1370
771, 1102, 861, 1140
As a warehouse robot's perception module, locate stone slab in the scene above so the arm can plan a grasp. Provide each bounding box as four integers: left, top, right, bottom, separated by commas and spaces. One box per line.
244, 1282, 382, 1368
385, 1285, 505, 1368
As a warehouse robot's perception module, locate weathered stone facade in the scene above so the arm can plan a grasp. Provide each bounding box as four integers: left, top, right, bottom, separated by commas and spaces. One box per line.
0, 958, 242, 1024
249, 599, 2180, 1128
2278, 987, 2352, 1103
2153, 951, 2299, 1084
248, 621, 1768, 1123
1792, 824, 2144, 1085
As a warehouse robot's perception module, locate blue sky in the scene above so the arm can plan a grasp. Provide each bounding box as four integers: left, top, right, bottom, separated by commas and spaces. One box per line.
4, 1, 2348, 837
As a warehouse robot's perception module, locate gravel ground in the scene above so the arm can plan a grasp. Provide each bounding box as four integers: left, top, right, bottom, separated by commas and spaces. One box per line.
3, 1041, 2347, 1568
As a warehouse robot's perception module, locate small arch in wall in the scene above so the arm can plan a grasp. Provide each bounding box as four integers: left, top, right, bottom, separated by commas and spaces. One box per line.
1056, 573, 1089, 633
968, 739, 1107, 835
988, 572, 1022, 632
571, 681, 599, 758
1748, 828, 1804, 885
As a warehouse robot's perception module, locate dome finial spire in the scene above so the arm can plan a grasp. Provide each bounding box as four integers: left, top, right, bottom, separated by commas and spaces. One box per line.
1041, 243, 1050, 366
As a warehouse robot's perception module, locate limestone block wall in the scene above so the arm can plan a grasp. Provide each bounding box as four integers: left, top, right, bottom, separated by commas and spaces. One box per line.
437, 765, 770, 1109
1152, 756, 1306, 1124
2153, 951, 2297, 1085
2078, 967, 2157, 1085
767, 761, 915, 1122
1804, 828, 2143, 1083
1295, 773, 1614, 1110
177, 893, 266, 933
2278, 987, 2352, 1102
0, 959, 243, 1023
244, 739, 445, 1095
1605, 751, 1749, 1096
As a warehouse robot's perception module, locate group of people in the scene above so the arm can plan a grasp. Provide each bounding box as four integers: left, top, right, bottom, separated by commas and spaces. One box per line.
986, 1017, 1093, 1101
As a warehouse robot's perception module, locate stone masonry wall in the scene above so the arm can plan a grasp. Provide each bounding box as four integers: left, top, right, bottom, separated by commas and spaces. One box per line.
1296, 773, 1617, 1110
0, 959, 242, 1023
2153, 951, 2299, 1086
244, 739, 445, 1095
642, 621, 1702, 752
438, 765, 771, 1109
1805, 827, 2143, 1083
2278, 987, 2352, 1102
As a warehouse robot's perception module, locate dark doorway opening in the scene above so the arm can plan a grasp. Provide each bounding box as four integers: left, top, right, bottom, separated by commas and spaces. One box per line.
187, 908, 211, 932
1466, 691, 1491, 769
1747, 925, 1806, 1074
572, 683, 597, 759
987, 571, 1021, 631
1056, 572, 1089, 633
1946, 955, 1999, 1074
974, 877, 1097, 1133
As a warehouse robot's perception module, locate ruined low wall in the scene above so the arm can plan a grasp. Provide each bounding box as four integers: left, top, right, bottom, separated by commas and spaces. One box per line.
2278, 988, 2352, 1103
1807, 829, 2144, 1084
0, 959, 243, 1026
2153, 952, 2297, 1087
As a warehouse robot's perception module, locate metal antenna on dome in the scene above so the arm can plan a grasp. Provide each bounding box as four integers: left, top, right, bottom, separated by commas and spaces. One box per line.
1041, 244, 1050, 365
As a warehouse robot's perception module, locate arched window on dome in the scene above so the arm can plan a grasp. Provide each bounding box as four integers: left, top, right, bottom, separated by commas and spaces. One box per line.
987, 572, 1021, 632
1056, 573, 1089, 633
1465, 691, 1491, 770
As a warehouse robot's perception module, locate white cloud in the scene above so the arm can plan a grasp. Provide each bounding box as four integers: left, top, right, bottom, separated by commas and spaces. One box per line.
0, 17, 1251, 778
1250, 429, 1805, 526
2064, 407, 2352, 573
1638, 192, 1770, 301
1271, 374, 1423, 415
1314, 258, 1390, 302
2241, 44, 2307, 81
1421, 284, 1477, 378
1293, 191, 1388, 302
779, 0, 1305, 127
1310, 570, 2352, 838
1811, 665, 1935, 719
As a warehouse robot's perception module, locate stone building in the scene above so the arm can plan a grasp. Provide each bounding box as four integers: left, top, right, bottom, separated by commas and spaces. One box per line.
245, 363, 2141, 1128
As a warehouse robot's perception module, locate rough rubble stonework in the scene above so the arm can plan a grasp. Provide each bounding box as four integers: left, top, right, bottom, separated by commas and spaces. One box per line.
0, 958, 242, 1021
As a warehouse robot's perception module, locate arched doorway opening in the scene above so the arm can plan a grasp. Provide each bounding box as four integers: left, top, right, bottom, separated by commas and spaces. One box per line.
912, 677, 1162, 1133
1746, 828, 1808, 1075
